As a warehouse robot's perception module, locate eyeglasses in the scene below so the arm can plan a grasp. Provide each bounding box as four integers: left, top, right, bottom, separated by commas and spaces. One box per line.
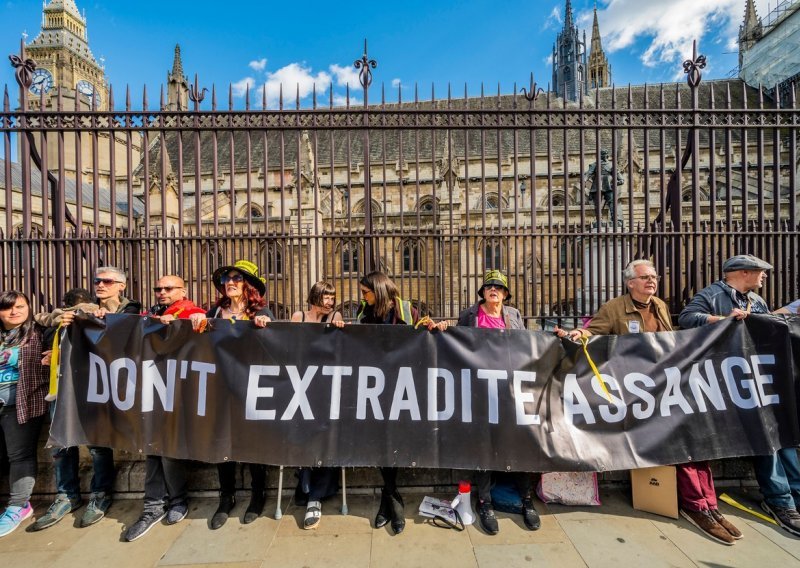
153, 286, 182, 293
221, 274, 244, 284
94, 278, 123, 286
633, 275, 661, 282
359, 288, 373, 295
484, 284, 505, 290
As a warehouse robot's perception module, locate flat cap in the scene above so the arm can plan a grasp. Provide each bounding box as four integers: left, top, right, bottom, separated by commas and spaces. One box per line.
722, 254, 773, 272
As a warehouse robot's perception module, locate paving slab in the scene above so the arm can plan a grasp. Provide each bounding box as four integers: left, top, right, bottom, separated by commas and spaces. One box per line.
159, 499, 276, 566
267, 532, 372, 568
473, 542, 587, 568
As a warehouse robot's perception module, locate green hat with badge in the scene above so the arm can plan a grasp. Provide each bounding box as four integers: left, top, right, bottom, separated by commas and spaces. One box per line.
478, 269, 511, 301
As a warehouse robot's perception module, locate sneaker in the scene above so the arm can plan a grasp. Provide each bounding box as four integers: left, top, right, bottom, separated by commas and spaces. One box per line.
81, 494, 112, 527
0, 502, 34, 538
477, 500, 499, 535
761, 501, 800, 537
710, 509, 743, 539
521, 497, 541, 531
165, 503, 188, 525
32, 495, 82, 531
123, 510, 166, 542
680, 508, 735, 545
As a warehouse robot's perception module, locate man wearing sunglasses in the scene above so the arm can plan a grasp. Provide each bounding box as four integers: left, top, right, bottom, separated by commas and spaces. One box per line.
123, 275, 204, 541
147, 275, 205, 322
35, 266, 141, 532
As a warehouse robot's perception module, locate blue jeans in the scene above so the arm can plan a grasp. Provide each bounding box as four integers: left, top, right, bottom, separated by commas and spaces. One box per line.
52, 445, 115, 499
753, 448, 800, 509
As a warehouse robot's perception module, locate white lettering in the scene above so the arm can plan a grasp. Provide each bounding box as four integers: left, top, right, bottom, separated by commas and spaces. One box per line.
357, 366, 385, 420
477, 369, 508, 424
751, 354, 779, 406
427, 368, 455, 421
245, 365, 279, 420
389, 367, 421, 420
322, 366, 352, 420
87, 352, 109, 403
281, 365, 317, 420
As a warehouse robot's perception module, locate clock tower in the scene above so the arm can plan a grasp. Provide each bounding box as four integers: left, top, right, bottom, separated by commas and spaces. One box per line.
25, 0, 108, 109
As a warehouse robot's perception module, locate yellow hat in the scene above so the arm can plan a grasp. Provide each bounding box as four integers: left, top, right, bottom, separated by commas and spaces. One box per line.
212, 260, 267, 297
478, 269, 511, 301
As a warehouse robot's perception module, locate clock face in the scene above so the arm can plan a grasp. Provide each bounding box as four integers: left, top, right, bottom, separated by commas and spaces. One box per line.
30, 68, 54, 96
76, 80, 102, 107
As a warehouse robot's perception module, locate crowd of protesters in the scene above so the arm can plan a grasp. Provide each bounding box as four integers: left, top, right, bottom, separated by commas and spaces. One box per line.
0, 254, 798, 546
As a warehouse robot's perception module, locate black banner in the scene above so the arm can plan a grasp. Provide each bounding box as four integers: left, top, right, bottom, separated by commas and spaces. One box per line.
50, 314, 800, 472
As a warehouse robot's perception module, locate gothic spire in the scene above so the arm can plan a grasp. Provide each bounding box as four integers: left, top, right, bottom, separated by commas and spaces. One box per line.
591, 7, 602, 50
171, 44, 184, 79
564, 0, 574, 29
743, 0, 760, 33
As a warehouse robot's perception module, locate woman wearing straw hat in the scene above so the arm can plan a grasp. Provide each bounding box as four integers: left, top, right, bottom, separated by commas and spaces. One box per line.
190, 260, 274, 529
457, 270, 540, 536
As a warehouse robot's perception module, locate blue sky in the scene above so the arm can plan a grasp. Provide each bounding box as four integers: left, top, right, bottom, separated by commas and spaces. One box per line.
0, 0, 776, 109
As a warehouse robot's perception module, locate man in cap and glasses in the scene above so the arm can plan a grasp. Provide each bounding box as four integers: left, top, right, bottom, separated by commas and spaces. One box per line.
680, 254, 800, 538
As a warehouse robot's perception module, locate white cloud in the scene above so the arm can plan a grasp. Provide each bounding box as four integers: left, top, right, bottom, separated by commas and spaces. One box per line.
544, 53, 554, 66
589, 0, 771, 69
248, 58, 267, 72
391, 78, 401, 89
260, 62, 332, 107
544, 6, 562, 30
232, 77, 256, 98
329, 63, 361, 88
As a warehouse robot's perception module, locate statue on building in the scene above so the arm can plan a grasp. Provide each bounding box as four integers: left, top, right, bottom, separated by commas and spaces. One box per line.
585, 150, 623, 224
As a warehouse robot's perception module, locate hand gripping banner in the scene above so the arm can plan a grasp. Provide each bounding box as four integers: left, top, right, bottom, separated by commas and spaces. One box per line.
50, 313, 800, 472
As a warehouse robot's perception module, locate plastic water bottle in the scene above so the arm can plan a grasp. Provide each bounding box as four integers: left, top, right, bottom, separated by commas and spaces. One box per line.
450, 480, 475, 525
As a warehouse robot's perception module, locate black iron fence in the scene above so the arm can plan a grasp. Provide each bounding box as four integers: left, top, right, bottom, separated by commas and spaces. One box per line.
1, 45, 798, 327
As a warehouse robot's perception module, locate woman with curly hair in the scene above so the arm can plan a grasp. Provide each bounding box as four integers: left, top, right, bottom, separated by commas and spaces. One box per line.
190, 260, 274, 529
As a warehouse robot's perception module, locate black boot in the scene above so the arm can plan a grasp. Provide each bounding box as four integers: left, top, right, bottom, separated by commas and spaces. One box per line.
389, 491, 405, 535
244, 490, 265, 524
374, 490, 391, 528
211, 493, 235, 530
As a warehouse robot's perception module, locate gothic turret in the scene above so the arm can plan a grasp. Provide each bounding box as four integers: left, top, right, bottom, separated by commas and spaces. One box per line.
166, 44, 189, 111
587, 7, 611, 89
739, 0, 763, 69
552, 0, 588, 102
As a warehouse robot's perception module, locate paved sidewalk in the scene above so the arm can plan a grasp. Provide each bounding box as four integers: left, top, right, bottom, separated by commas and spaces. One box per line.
2, 488, 800, 567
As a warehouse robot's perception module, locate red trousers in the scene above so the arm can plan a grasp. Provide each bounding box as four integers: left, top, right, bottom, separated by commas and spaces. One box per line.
676, 461, 717, 512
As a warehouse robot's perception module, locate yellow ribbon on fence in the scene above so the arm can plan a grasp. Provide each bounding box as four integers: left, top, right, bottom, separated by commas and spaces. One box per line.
579, 336, 613, 403
45, 323, 62, 402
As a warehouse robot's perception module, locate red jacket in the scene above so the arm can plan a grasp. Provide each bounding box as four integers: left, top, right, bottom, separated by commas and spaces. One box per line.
163, 299, 206, 319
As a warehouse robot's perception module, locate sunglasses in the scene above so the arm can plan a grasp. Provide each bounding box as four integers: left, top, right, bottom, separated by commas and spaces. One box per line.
484, 284, 505, 290
221, 274, 244, 284
153, 286, 182, 293
94, 278, 123, 286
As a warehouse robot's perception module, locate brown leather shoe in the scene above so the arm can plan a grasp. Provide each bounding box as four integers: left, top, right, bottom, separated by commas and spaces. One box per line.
680, 509, 735, 545
710, 509, 743, 539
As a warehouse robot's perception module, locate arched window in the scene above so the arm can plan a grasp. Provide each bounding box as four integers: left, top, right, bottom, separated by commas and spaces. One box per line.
483, 237, 505, 271
482, 192, 508, 210
339, 239, 362, 274
400, 238, 424, 273
261, 243, 283, 277
352, 198, 383, 215
416, 196, 437, 214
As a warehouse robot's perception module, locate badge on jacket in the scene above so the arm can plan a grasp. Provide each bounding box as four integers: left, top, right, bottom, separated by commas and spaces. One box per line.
627, 321, 641, 333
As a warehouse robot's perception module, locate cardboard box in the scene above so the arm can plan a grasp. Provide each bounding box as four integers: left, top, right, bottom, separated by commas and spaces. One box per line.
631, 466, 678, 519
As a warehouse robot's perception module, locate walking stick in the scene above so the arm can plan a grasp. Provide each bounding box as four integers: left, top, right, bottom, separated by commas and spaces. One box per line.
341, 467, 348, 515
274, 465, 284, 519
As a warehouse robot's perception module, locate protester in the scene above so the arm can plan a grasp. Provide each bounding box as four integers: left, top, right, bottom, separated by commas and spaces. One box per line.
37, 266, 141, 530
558, 259, 742, 545
679, 254, 800, 537
123, 275, 205, 542
0, 291, 49, 537
290, 281, 344, 529
189, 260, 273, 529
356, 270, 445, 535
458, 269, 540, 536
29, 288, 96, 531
